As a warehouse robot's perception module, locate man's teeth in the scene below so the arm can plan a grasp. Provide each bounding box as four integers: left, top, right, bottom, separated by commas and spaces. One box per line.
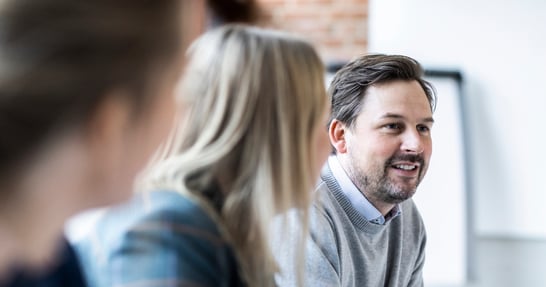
395, 164, 417, 170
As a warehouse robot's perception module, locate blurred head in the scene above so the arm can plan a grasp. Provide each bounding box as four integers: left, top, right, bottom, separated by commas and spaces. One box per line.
147, 25, 329, 286
0, 0, 193, 266
328, 54, 436, 209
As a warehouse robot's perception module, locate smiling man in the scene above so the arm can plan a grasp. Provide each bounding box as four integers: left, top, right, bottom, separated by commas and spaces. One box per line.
274, 54, 437, 287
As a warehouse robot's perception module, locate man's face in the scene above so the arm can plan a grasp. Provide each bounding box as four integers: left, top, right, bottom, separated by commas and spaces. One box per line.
338, 80, 434, 205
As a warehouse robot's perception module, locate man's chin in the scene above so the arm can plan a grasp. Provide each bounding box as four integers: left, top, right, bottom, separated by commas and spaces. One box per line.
388, 175, 419, 190
386, 184, 417, 203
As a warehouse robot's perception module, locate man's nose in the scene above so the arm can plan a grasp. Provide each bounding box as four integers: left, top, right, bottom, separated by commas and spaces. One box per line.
400, 130, 424, 154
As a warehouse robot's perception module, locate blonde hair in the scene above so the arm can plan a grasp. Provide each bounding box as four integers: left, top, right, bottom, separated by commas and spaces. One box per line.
143, 25, 327, 286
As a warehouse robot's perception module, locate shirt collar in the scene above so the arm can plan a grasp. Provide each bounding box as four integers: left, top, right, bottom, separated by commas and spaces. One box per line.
328, 155, 400, 225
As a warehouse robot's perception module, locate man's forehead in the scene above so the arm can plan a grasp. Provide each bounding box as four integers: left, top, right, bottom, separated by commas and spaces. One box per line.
361, 81, 430, 109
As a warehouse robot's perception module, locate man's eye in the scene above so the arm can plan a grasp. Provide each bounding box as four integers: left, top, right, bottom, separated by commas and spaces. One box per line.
382, 123, 403, 133
417, 125, 431, 133
384, 123, 401, 130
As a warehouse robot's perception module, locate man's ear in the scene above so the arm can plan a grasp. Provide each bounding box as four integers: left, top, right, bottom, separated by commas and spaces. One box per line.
329, 119, 348, 154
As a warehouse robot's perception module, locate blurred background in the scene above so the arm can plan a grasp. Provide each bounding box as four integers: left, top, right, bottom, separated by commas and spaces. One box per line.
260, 0, 546, 286
68, 0, 546, 286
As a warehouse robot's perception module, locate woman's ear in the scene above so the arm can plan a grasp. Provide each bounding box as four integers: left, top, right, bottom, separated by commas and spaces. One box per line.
329, 119, 348, 154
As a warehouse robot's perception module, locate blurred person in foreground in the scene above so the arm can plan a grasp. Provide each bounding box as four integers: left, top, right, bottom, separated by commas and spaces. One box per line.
274, 54, 437, 287
0, 0, 203, 284
74, 24, 331, 287
2, 0, 262, 286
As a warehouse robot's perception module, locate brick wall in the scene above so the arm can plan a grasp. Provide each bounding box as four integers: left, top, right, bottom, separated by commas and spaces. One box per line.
258, 0, 369, 64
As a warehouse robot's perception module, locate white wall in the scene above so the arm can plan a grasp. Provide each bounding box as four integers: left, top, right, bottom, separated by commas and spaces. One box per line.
414, 75, 468, 286
369, 0, 546, 239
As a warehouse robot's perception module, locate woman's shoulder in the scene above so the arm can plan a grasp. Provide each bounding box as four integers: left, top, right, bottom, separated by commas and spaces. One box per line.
99, 190, 222, 238
70, 190, 226, 262
72, 190, 235, 287
142, 190, 218, 223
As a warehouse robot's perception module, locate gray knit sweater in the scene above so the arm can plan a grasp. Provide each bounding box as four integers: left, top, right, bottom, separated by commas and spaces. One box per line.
274, 164, 426, 287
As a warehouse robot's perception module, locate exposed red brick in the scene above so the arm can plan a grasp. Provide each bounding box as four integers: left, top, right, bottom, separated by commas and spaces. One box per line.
257, 0, 368, 61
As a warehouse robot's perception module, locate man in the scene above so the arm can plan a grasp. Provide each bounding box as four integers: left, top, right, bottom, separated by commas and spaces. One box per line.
275, 54, 436, 287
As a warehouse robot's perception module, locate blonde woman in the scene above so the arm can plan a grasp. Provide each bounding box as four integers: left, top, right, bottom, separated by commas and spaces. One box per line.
74, 25, 331, 287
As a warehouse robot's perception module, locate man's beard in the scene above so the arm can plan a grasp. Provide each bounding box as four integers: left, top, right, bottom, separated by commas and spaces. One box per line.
347, 153, 425, 205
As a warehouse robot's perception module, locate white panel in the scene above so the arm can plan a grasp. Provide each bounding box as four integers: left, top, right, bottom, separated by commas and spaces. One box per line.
413, 76, 467, 286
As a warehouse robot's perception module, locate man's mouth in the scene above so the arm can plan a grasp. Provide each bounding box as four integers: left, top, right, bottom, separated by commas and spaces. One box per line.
392, 164, 418, 171
389, 163, 420, 182
386, 154, 424, 173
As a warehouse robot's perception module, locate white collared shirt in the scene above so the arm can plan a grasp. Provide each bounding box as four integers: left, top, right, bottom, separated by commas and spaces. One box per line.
328, 155, 400, 225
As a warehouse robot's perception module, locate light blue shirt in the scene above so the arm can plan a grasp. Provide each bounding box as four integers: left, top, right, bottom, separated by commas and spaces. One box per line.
328, 155, 400, 225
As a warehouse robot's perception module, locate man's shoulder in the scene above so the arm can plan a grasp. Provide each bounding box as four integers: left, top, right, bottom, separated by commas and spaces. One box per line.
314, 179, 335, 203
312, 179, 339, 217
307, 180, 350, 241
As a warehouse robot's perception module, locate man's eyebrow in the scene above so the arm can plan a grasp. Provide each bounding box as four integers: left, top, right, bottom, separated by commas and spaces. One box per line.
423, 117, 435, 124
379, 113, 404, 119
379, 113, 435, 123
